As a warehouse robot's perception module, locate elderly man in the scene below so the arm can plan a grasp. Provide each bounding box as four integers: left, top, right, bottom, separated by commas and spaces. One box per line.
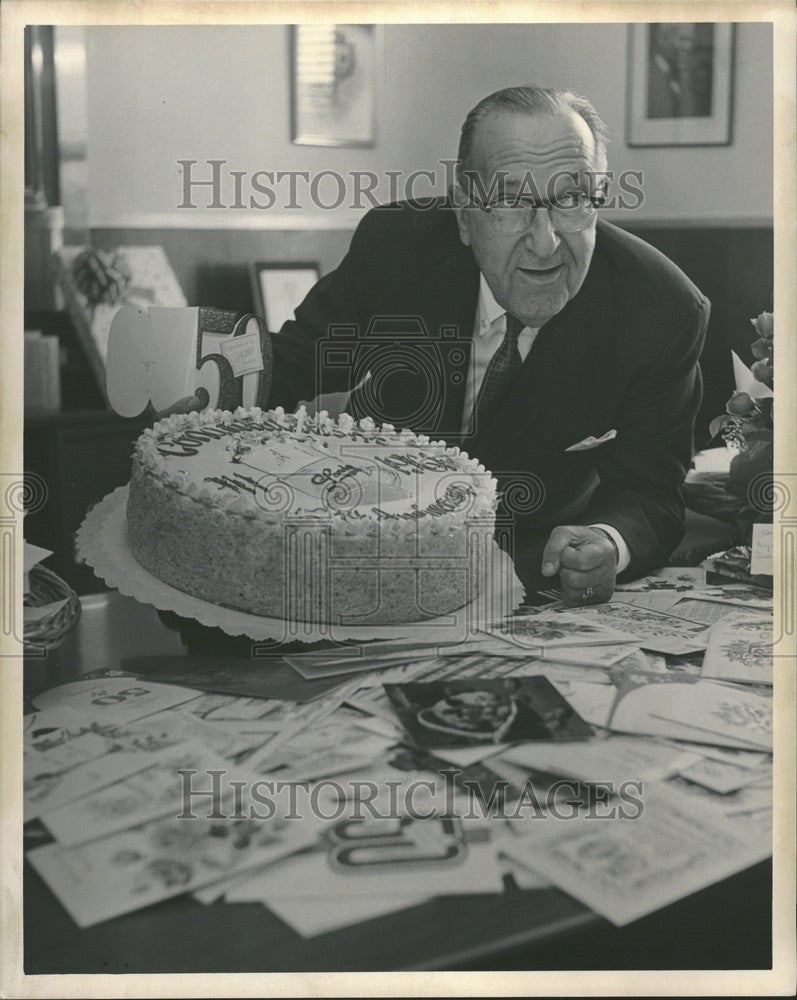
265, 85, 710, 604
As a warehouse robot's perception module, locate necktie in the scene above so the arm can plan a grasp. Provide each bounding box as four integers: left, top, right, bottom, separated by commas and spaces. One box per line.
471, 313, 524, 434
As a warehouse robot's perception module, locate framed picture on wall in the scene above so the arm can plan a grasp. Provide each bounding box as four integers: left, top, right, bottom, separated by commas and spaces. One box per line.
627, 23, 735, 146
249, 263, 320, 331
290, 24, 379, 146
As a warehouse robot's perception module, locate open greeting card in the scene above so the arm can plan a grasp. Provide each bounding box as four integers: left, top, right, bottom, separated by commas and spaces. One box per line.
105, 305, 272, 417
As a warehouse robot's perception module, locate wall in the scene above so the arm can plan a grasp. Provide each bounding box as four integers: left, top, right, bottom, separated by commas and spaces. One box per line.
84, 22, 773, 229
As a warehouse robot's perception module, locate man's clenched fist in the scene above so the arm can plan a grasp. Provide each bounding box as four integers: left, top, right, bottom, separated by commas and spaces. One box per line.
541, 525, 619, 606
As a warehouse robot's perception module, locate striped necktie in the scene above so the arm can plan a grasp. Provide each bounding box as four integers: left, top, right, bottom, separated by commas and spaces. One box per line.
472, 313, 525, 433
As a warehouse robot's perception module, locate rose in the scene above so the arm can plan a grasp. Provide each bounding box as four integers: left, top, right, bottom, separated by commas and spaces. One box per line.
751, 337, 773, 359
751, 359, 774, 385
710, 309, 774, 448
750, 311, 773, 339
725, 391, 756, 415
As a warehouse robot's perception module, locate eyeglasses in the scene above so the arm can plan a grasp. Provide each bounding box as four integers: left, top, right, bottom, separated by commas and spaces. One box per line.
463, 189, 604, 235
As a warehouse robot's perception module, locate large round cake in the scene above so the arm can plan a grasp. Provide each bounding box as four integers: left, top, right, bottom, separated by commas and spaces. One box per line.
127, 406, 498, 624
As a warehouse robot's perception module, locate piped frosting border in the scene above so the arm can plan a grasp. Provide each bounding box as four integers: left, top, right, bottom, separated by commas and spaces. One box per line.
133, 405, 499, 529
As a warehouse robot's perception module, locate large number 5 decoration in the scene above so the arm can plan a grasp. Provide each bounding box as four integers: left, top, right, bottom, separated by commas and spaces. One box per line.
195, 309, 273, 412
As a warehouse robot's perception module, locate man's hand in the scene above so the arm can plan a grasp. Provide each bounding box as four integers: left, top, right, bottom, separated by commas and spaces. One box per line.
154, 387, 210, 420
541, 525, 618, 606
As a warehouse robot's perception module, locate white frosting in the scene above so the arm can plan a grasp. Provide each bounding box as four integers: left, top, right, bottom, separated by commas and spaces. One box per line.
135, 406, 498, 524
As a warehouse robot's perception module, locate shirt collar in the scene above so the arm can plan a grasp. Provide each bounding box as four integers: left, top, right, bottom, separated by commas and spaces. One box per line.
476, 274, 507, 336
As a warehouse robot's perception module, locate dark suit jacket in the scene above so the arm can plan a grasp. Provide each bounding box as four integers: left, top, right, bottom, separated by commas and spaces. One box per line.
266, 199, 710, 587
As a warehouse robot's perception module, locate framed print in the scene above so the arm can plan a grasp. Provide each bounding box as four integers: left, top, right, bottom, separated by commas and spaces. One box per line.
291, 24, 379, 147
249, 262, 320, 330
627, 23, 735, 146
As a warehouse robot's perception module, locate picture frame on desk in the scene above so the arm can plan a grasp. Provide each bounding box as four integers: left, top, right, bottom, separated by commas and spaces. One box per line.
249, 262, 320, 332
626, 22, 735, 147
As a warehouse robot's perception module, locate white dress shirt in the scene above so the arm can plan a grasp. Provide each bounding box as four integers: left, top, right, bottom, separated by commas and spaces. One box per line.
463, 274, 631, 574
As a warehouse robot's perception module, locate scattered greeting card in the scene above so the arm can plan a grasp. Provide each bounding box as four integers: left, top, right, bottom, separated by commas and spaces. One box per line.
545, 679, 618, 728
559, 603, 709, 656
222, 814, 504, 903
249, 709, 396, 782
503, 783, 770, 926
24, 730, 110, 783
27, 807, 326, 928
486, 611, 639, 651
24, 744, 176, 824
685, 584, 772, 611
607, 674, 772, 750
665, 598, 769, 627
24, 705, 101, 757
614, 567, 707, 592
41, 742, 226, 846
503, 735, 700, 787
24, 710, 228, 823
610, 592, 684, 613
750, 523, 773, 576
33, 675, 201, 725
677, 755, 771, 795
701, 616, 773, 686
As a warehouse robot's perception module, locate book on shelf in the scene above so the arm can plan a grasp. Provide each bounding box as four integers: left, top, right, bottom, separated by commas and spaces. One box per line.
24, 330, 61, 413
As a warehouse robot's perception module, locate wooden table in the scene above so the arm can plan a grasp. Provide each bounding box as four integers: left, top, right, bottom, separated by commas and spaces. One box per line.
23, 593, 772, 973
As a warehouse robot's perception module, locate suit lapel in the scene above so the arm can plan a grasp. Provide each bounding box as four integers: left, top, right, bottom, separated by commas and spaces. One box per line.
466, 246, 613, 463
430, 237, 480, 444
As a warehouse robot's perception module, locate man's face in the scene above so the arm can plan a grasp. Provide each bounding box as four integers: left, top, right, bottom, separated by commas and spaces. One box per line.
455, 109, 601, 328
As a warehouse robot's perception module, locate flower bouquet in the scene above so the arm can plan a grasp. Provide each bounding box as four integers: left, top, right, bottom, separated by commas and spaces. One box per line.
708, 311, 774, 521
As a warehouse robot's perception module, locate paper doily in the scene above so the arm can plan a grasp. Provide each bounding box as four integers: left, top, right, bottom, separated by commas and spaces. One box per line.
77, 487, 524, 644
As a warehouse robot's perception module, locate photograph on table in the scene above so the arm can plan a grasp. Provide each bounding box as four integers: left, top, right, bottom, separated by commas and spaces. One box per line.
385, 677, 593, 748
